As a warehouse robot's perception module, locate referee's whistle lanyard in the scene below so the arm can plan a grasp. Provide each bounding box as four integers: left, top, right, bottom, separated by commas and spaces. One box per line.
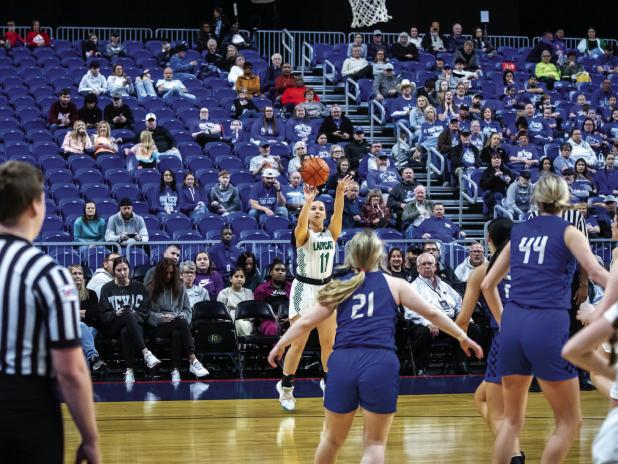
421, 276, 455, 317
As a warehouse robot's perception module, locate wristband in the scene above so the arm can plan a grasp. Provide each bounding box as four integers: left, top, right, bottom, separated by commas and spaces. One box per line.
456, 331, 467, 342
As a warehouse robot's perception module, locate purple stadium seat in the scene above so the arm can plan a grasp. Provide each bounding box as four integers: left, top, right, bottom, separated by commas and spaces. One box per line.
96, 154, 124, 172
4, 142, 31, 159
195, 168, 220, 186
111, 183, 140, 201
68, 155, 96, 173
162, 214, 192, 235
205, 142, 232, 158
49, 249, 82, 266
149, 231, 171, 242
173, 131, 193, 144
39, 155, 66, 171
86, 246, 109, 270
59, 198, 86, 218
41, 215, 65, 234
157, 154, 183, 172
236, 183, 252, 210
50, 183, 80, 201
80, 183, 110, 200
273, 229, 293, 240
46, 168, 74, 186
177, 143, 202, 159
75, 168, 104, 186
94, 198, 119, 217
229, 169, 254, 185
142, 214, 161, 232
375, 228, 403, 240
185, 156, 213, 173
172, 230, 203, 241
240, 230, 270, 241
104, 169, 133, 186
262, 216, 289, 236
125, 248, 151, 267
228, 214, 258, 235
197, 215, 226, 235
135, 169, 161, 187
215, 156, 243, 170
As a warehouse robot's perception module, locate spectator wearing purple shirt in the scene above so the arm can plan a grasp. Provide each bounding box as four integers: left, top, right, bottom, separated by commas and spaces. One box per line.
414, 203, 465, 242
193, 251, 224, 300
248, 168, 288, 224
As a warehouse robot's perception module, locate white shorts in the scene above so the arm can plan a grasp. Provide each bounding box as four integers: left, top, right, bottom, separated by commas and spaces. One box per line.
289, 279, 324, 320
593, 407, 618, 464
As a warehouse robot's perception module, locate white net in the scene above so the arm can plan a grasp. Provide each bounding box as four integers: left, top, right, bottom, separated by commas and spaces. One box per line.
349, 0, 392, 28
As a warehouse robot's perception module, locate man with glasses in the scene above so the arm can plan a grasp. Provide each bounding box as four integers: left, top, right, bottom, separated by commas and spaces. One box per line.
180, 261, 209, 308
454, 242, 486, 282
104, 91, 135, 131
345, 127, 370, 171
372, 63, 401, 102
87, 252, 121, 299
535, 50, 561, 90
553, 143, 575, 175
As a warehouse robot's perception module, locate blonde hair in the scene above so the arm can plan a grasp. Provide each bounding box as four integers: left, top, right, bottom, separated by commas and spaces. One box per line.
317, 230, 384, 307
68, 264, 89, 302
423, 105, 436, 118
139, 130, 155, 151
70, 120, 88, 144
533, 173, 570, 214
96, 120, 111, 137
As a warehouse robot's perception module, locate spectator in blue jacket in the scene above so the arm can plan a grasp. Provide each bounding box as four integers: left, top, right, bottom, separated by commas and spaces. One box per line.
553, 143, 576, 175
169, 43, 201, 81
208, 226, 242, 285
342, 181, 363, 229
180, 173, 207, 220
414, 202, 465, 242
149, 170, 182, 216
594, 153, 618, 195
366, 152, 401, 192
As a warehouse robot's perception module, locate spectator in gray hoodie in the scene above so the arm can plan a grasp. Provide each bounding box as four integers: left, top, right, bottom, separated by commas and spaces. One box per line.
86, 251, 120, 299
504, 170, 533, 219
78, 60, 108, 96
105, 198, 149, 246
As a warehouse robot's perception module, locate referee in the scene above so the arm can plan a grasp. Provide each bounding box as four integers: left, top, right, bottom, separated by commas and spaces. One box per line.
0, 161, 100, 463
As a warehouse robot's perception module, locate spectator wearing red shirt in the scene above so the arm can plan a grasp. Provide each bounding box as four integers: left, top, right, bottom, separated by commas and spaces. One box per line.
0, 21, 24, 48
274, 63, 296, 101
47, 89, 79, 131
281, 76, 307, 113
253, 258, 291, 309
26, 19, 50, 48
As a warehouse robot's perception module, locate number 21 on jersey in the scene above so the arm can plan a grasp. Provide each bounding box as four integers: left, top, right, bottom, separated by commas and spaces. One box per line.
518, 235, 548, 264
351, 292, 374, 319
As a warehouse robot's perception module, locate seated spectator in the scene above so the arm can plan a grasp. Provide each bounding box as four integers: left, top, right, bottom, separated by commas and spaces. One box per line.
596, 43, 618, 75
593, 79, 616, 110
577, 28, 606, 57
25, 19, 50, 48
504, 171, 533, 219
203, 39, 223, 73
73, 202, 106, 260
105, 198, 148, 246
87, 251, 120, 298
408, 26, 423, 49
221, 22, 255, 51
281, 77, 309, 113
344, 128, 370, 171
573, 157, 596, 198
149, 170, 182, 216
406, 252, 479, 374
144, 113, 182, 160
227, 55, 246, 84
568, 128, 597, 168
0, 20, 24, 48
451, 130, 481, 183
217, 44, 238, 72
594, 153, 618, 195
105, 31, 126, 58
181, 173, 207, 220
539, 157, 553, 176
78, 61, 107, 96
416, 78, 440, 108
227, 119, 246, 145
446, 23, 466, 52
341, 46, 373, 81
454, 242, 486, 282
61, 120, 93, 155
143, 245, 181, 287
250, 107, 285, 145
157, 40, 173, 67
107, 64, 134, 97
389, 79, 417, 121
237, 251, 263, 291
561, 51, 586, 81
180, 261, 209, 308
508, 131, 540, 172
421, 20, 447, 54
471, 26, 493, 54
78, 93, 103, 129
413, 106, 444, 156
208, 170, 241, 216
342, 181, 363, 228
298, 87, 329, 119
231, 88, 260, 120
156, 67, 196, 103
196, 22, 214, 52
98, 257, 161, 383
48, 88, 78, 131
371, 50, 390, 76
468, 120, 485, 151
576, 202, 601, 238
169, 43, 201, 81
250, 142, 284, 176
190, 108, 225, 147
235, 62, 261, 98
274, 63, 296, 101
552, 143, 574, 175
134, 69, 158, 101
582, 118, 608, 155
403, 185, 433, 238
372, 63, 401, 102
320, 105, 354, 144
91, 121, 118, 157
480, 152, 514, 218
264, 52, 283, 98
391, 32, 419, 61
437, 117, 460, 157
126, 130, 159, 169
146, 258, 209, 382
208, 226, 242, 284
285, 106, 313, 144
81, 33, 102, 59
249, 168, 288, 223
386, 247, 412, 282
347, 33, 367, 58
366, 152, 400, 193
403, 245, 421, 277
453, 40, 479, 71
217, 267, 254, 336
69, 265, 106, 373
194, 251, 224, 300
360, 188, 392, 228
535, 50, 561, 90
285, 171, 305, 217
287, 141, 310, 175
325, 157, 356, 195
414, 202, 464, 242
367, 29, 388, 60
104, 92, 135, 132
254, 258, 292, 307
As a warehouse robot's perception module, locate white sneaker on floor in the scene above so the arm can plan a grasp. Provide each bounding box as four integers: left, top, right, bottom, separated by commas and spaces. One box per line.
124, 369, 135, 384
171, 369, 181, 383
276, 380, 296, 411
143, 350, 161, 369
320, 378, 326, 394
190, 382, 210, 400
189, 359, 209, 377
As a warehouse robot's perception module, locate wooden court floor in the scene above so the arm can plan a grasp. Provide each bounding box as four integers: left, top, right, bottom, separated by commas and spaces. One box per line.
63, 391, 608, 463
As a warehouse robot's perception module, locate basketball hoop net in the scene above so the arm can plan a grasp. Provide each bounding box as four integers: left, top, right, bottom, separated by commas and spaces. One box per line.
349, 0, 391, 28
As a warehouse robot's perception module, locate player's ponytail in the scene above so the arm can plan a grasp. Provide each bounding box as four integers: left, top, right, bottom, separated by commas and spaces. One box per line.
317, 229, 383, 307
608, 315, 618, 366
533, 173, 570, 214
486, 218, 513, 273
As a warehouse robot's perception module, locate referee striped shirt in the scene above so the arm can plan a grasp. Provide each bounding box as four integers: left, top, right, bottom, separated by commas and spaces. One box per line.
0, 234, 81, 378
529, 208, 588, 238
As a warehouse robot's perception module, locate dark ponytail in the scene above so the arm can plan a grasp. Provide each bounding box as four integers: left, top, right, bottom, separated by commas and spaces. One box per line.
609, 316, 618, 366
486, 218, 513, 273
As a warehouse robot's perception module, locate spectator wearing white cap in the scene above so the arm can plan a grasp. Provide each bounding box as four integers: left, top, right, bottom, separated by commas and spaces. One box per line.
341, 46, 373, 81
389, 79, 417, 122
248, 168, 288, 224
391, 32, 419, 61
347, 33, 367, 58
372, 63, 402, 102
143, 113, 182, 161
367, 29, 388, 60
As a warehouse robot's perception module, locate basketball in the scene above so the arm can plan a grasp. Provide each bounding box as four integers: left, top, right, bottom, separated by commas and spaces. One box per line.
301, 157, 330, 187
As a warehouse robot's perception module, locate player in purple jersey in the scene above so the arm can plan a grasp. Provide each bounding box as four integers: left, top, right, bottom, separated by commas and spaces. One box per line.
456, 218, 524, 464
482, 174, 609, 464
269, 230, 483, 463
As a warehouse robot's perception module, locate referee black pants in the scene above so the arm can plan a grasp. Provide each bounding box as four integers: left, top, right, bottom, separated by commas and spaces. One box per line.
148, 318, 195, 369
104, 313, 146, 369
0, 375, 63, 464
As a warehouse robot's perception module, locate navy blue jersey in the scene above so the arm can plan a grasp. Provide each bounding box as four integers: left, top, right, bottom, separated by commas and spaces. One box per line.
509, 215, 575, 311
334, 271, 398, 351
484, 274, 510, 331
